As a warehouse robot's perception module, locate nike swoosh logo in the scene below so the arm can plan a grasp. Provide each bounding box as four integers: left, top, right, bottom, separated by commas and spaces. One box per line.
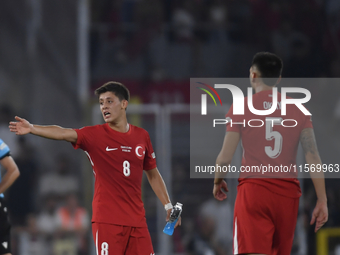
106, 147, 118, 151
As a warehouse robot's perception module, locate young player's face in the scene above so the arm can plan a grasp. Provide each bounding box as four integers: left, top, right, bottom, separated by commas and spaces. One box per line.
99, 92, 127, 123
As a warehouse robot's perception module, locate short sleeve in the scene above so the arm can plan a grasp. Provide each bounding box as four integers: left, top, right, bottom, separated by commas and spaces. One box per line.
302, 114, 313, 129
143, 132, 157, 171
225, 104, 242, 133
72, 126, 93, 151
0, 139, 10, 160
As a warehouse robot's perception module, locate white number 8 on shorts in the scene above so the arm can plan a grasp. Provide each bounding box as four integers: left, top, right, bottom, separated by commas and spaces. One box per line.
101, 242, 108, 255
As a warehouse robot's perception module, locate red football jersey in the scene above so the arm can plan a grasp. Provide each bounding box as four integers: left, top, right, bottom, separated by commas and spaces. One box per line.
226, 90, 313, 198
72, 123, 157, 227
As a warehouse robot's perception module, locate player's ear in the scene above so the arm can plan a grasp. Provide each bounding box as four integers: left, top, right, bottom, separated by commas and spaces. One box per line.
121, 99, 128, 110
250, 70, 258, 83
275, 76, 282, 85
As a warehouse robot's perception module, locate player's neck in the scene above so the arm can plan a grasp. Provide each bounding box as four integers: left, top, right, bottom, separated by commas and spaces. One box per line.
108, 118, 129, 133
254, 83, 274, 93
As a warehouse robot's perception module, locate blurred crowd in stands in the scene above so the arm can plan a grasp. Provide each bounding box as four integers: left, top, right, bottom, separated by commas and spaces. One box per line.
91, 0, 340, 79
90, 0, 340, 130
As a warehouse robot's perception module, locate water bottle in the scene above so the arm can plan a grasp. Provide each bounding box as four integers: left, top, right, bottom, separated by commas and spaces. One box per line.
163, 202, 183, 235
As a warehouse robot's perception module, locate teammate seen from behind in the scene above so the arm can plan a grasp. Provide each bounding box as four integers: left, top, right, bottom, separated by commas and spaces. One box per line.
0, 139, 20, 255
9, 81, 181, 255
213, 52, 328, 255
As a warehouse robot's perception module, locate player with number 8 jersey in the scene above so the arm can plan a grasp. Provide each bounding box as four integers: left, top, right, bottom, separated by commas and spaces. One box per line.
73, 123, 156, 227
9, 81, 181, 255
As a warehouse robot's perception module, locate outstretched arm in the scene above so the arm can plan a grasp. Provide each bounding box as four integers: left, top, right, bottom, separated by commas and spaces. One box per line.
213, 131, 240, 201
9, 116, 78, 143
0, 155, 20, 194
145, 167, 181, 227
300, 128, 328, 232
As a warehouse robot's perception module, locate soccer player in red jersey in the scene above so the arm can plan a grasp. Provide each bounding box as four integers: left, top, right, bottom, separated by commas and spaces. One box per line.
213, 52, 328, 255
9, 81, 181, 255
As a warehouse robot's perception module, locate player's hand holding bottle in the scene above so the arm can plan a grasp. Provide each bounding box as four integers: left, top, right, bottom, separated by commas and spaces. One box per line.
163, 202, 182, 235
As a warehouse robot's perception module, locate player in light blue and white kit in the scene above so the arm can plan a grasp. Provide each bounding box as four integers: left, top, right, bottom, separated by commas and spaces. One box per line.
0, 139, 20, 255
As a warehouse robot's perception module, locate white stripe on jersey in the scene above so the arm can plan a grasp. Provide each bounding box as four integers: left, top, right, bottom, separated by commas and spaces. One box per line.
84, 151, 94, 166
233, 217, 238, 254
96, 230, 99, 255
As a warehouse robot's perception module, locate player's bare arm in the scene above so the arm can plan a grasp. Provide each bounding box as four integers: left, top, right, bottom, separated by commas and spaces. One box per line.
0, 155, 20, 195
9, 116, 78, 143
213, 131, 240, 201
300, 127, 328, 232
145, 167, 181, 227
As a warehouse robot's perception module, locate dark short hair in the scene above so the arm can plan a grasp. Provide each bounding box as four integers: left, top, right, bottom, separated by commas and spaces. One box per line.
252, 52, 283, 86
95, 81, 130, 102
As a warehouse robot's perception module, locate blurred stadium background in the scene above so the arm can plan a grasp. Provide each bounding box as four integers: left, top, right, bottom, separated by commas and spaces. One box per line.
0, 0, 340, 254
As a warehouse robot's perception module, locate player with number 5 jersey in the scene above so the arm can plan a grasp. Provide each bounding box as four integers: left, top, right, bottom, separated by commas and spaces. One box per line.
9, 81, 181, 255
225, 88, 313, 197
213, 52, 328, 255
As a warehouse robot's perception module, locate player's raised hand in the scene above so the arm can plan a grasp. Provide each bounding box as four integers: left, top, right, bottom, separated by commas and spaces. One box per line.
213, 180, 228, 201
310, 199, 328, 233
9, 116, 32, 135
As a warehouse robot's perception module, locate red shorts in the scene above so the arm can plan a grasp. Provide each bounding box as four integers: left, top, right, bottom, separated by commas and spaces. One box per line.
92, 223, 154, 255
233, 183, 299, 255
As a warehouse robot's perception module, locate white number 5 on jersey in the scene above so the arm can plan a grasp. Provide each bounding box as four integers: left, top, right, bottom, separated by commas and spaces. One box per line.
265, 117, 283, 158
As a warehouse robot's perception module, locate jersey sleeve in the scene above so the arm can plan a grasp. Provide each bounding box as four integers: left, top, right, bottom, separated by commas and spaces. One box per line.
143, 132, 157, 171
290, 103, 313, 130
72, 126, 94, 151
225, 104, 242, 133
301, 114, 313, 129
0, 139, 10, 160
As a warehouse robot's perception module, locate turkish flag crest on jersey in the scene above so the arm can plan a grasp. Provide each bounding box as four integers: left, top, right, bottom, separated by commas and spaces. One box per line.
135, 144, 145, 160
